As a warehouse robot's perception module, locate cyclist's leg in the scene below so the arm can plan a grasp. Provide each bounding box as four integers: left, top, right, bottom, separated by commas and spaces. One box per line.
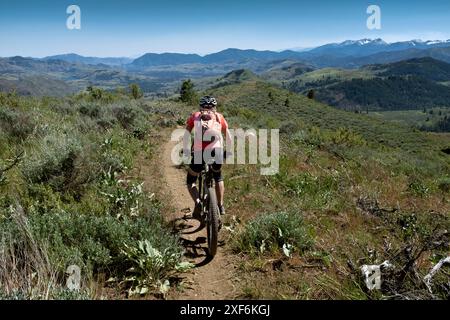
187, 151, 204, 218
187, 169, 200, 202
212, 162, 225, 214
211, 148, 225, 214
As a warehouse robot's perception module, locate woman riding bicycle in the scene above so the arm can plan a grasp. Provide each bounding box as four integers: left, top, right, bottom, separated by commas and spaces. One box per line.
183, 95, 232, 219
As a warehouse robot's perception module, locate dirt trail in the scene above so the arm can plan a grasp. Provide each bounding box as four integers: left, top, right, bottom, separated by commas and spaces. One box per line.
160, 133, 237, 300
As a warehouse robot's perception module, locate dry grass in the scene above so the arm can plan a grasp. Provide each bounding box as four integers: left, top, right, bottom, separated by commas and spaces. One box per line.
0, 204, 58, 299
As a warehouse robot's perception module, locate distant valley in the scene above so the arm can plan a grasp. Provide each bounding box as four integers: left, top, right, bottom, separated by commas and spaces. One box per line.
1, 38, 450, 114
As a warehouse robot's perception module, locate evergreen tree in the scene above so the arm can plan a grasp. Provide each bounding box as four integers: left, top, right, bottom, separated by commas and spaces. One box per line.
180, 79, 197, 105
129, 83, 143, 99
284, 98, 290, 107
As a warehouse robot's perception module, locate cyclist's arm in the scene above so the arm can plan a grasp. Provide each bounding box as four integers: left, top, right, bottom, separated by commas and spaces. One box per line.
183, 116, 194, 154
221, 117, 233, 155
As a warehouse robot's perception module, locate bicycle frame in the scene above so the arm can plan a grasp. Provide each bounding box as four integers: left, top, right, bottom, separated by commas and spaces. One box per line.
198, 164, 215, 218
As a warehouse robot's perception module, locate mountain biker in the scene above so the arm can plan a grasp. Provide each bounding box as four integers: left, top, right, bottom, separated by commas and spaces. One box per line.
183, 95, 232, 219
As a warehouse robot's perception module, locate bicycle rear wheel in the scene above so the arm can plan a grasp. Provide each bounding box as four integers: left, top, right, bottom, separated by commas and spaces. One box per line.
206, 187, 219, 257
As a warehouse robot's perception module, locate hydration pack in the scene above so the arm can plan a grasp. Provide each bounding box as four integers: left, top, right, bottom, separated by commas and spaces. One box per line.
198, 109, 222, 134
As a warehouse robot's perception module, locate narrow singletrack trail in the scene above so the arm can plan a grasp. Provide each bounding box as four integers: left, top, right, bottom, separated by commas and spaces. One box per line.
160, 133, 237, 300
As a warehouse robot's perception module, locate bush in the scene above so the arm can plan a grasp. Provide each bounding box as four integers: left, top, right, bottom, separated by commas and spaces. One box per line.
29, 211, 178, 272
112, 104, 149, 138
273, 171, 340, 209
0, 107, 34, 141
0, 93, 188, 299
21, 130, 83, 186
121, 239, 190, 296
87, 86, 105, 101
129, 84, 143, 100
437, 177, 450, 193
78, 102, 102, 118
330, 128, 366, 147
233, 211, 313, 256
407, 176, 430, 197
0, 202, 182, 297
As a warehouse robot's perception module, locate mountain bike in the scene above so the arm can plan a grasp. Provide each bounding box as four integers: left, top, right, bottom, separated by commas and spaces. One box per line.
197, 162, 220, 257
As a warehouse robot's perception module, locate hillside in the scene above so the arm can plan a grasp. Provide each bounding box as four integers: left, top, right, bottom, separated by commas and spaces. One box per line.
0, 75, 75, 97
316, 76, 450, 111
350, 46, 450, 67
130, 53, 203, 67
204, 80, 450, 299
0, 56, 78, 74
3, 38, 450, 98
0, 57, 166, 96
212, 81, 449, 164
369, 57, 450, 82
283, 58, 450, 111
43, 54, 133, 66
128, 40, 450, 69
308, 39, 450, 57
261, 61, 315, 81
1, 80, 448, 300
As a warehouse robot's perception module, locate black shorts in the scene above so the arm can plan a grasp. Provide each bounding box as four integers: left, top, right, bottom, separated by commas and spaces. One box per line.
189, 148, 223, 173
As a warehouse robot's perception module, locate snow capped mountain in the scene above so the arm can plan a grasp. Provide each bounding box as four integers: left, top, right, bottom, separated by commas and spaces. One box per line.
309, 38, 389, 56
307, 38, 450, 57
425, 39, 450, 45
331, 38, 387, 47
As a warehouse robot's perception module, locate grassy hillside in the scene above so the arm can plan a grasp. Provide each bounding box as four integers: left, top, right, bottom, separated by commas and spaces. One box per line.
0, 76, 76, 97
370, 57, 450, 81
316, 76, 450, 111
0, 90, 191, 299
369, 108, 450, 133
0, 57, 165, 96
205, 81, 449, 299
351, 46, 450, 67
261, 61, 315, 81
1, 79, 449, 300
282, 58, 450, 112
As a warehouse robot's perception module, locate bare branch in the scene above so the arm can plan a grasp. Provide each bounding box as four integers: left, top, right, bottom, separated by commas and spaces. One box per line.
0, 151, 24, 175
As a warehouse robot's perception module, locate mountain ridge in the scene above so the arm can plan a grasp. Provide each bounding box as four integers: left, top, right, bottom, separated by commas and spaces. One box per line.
5, 38, 450, 69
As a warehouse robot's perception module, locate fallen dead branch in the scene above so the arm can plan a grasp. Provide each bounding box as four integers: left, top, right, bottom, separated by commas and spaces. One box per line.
424, 257, 450, 294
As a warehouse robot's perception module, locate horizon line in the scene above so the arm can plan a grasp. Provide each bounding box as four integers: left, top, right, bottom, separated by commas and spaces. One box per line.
2, 37, 450, 59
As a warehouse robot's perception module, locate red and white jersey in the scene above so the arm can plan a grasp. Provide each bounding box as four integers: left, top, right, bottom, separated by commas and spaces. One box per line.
186, 110, 229, 152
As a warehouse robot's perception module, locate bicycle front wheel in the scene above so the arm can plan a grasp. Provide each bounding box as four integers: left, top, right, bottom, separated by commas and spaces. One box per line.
206, 187, 219, 257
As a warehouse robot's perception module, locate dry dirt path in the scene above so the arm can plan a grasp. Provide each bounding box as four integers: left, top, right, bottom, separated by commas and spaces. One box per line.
157, 132, 237, 300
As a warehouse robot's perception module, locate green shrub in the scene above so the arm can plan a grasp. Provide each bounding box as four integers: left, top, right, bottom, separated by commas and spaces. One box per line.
0, 107, 34, 141
87, 86, 105, 101
129, 83, 143, 100
233, 211, 313, 256
0, 205, 182, 284
121, 239, 190, 296
437, 177, 450, 193
330, 128, 366, 147
21, 130, 83, 186
0, 93, 188, 299
78, 102, 102, 118
407, 176, 430, 197
273, 171, 340, 209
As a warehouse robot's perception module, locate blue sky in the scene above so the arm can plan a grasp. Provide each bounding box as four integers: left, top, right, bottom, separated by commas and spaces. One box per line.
0, 0, 449, 57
